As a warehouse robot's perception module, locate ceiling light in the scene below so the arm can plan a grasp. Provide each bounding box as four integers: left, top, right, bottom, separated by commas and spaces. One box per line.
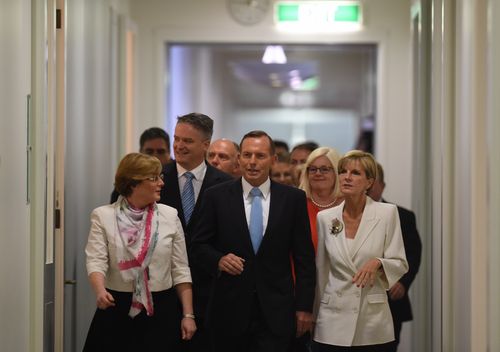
262, 45, 287, 64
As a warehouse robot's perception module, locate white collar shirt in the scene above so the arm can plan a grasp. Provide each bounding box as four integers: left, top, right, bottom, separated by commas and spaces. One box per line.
242, 177, 271, 236
177, 161, 207, 203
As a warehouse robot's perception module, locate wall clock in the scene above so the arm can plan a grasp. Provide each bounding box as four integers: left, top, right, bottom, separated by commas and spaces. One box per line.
227, 0, 270, 25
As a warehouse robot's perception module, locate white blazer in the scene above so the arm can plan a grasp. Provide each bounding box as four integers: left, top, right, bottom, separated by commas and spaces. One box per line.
313, 197, 408, 347
86, 202, 192, 292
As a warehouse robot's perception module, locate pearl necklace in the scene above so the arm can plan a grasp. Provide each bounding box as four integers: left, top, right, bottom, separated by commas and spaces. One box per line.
310, 195, 337, 209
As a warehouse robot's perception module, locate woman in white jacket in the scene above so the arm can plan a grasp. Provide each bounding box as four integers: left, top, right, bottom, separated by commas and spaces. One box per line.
312, 150, 408, 352
84, 153, 196, 351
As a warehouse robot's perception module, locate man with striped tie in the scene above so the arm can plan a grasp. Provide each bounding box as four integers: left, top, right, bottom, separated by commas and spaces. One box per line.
159, 112, 232, 351
191, 130, 316, 352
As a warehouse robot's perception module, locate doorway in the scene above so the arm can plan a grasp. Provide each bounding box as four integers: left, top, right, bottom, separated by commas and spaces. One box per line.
166, 43, 377, 154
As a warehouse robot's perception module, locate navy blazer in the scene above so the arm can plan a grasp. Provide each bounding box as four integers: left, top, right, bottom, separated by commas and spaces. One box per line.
159, 161, 232, 244
387, 202, 422, 322
159, 161, 232, 319
191, 179, 316, 337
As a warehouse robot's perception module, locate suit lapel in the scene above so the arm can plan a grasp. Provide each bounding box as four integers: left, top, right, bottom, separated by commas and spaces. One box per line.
259, 181, 280, 252
328, 205, 358, 273
350, 197, 379, 258
230, 179, 255, 254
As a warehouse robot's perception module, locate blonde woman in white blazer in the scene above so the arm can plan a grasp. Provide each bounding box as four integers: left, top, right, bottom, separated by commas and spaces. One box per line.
312, 151, 408, 352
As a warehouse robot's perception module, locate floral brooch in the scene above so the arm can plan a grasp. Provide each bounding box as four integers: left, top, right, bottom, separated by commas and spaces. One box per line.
330, 218, 343, 236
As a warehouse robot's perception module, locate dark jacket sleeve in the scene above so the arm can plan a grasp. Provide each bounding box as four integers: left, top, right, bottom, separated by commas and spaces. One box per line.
190, 186, 225, 277
291, 189, 316, 312
397, 206, 422, 289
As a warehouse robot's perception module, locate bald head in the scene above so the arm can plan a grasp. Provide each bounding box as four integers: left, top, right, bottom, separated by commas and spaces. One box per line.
207, 139, 241, 178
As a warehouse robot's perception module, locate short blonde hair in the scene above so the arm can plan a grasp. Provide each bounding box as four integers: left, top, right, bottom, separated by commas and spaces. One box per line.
338, 150, 377, 190
299, 147, 342, 198
114, 153, 162, 197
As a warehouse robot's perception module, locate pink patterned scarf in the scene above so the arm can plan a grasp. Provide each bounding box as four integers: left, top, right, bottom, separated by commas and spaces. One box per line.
115, 197, 159, 317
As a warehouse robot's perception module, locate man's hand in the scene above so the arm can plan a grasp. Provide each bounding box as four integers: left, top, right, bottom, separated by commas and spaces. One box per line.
296, 311, 313, 337
389, 281, 406, 300
218, 253, 245, 275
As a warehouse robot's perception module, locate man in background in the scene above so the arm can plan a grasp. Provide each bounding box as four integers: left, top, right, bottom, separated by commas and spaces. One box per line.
110, 127, 171, 203
273, 139, 290, 158
368, 162, 422, 352
139, 126, 172, 166
289, 141, 319, 186
289, 141, 318, 167
207, 138, 241, 178
270, 153, 295, 187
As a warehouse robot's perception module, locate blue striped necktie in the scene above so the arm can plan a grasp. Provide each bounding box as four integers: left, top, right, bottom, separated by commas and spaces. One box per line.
249, 187, 263, 253
181, 172, 195, 224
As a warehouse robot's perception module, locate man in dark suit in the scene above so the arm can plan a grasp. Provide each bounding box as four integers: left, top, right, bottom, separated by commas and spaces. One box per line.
160, 113, 232, 351
368, 162, 422, 352
191, 130, 316, 352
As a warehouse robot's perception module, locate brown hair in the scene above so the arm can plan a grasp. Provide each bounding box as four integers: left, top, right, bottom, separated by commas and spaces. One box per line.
240, 130, 275, 155
114, 153, 162, 197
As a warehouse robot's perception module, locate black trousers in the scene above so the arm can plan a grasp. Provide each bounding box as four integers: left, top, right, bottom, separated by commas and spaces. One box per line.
83, 288, 181, 352
386, 318, 403, 352
210, 294, 292, 352
312, 340, 393, 352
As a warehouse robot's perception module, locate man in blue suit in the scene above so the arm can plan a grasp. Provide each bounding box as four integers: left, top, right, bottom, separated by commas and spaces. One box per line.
191, 130, 316, 352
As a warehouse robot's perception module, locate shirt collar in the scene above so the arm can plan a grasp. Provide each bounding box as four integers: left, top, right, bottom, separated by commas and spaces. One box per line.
242, 177, 271, 200
177, 161, 207, 181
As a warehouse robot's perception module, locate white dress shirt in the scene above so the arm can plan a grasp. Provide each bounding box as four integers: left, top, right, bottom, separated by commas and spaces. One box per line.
177, 161, 207, 203
241, 177, 271, 235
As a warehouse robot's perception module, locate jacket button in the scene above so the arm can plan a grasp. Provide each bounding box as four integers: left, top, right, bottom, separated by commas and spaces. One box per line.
337, 292, 342, 297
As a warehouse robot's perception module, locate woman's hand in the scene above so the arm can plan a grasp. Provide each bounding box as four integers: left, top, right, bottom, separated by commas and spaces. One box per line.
181, 317, 197, 340
352, 258, 382, 288
89, 272, 115, 309
96, 289, 115, 309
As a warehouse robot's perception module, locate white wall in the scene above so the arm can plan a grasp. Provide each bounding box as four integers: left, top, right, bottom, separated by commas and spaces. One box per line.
130, 0, 413, 208
0, 0, 31, 351
64, 1, 130, 350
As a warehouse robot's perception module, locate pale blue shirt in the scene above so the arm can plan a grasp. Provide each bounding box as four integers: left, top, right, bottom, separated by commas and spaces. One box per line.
177, 161, 207, 203
242, 177, 271, 236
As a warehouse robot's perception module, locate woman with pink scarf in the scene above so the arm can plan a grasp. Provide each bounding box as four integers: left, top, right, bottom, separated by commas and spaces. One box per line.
84, 153, 196, 351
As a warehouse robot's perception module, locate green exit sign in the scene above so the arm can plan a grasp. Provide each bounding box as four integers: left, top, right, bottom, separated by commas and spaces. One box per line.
276, 1, 362, 30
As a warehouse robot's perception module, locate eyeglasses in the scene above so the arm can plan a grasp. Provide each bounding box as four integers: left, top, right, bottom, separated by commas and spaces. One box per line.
144, 148, 168, 155
307, 166, 334, 174
145, 174, 164, 182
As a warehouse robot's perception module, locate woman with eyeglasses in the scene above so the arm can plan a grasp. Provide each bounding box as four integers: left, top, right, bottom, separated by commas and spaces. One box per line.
312, 151, 408, 352
298, 147, 344, 253
290, 147, 343, 352
83, 153, 196, 352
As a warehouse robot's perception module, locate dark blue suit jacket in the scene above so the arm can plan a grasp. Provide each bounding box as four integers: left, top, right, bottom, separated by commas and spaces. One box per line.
191, 179, 316, 337
386, 201, 422, 322
159, 161, 232, 319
